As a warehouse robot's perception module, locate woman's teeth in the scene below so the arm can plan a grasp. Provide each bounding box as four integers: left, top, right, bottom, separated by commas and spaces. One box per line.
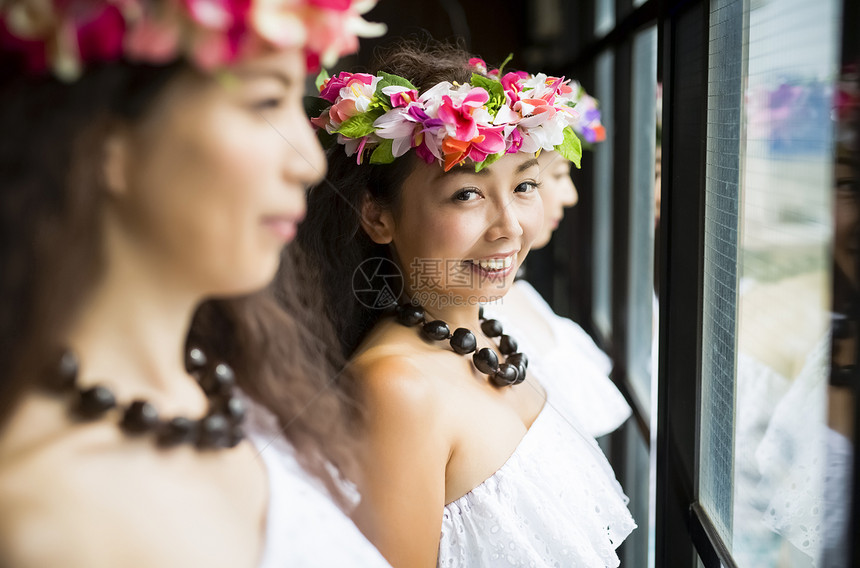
471, 256, 514, 271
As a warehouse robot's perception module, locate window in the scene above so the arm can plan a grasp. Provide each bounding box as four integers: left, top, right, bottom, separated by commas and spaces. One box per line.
698, 0, 847, 564
593, 49, 615, 341
626, 25, 659, 417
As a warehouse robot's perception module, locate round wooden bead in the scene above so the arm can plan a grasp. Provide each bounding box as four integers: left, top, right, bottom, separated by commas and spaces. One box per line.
422, 320, 451, 341
221, 397, 246, 422
157, 417, 198, 447
491, 363, 519, 387
506, 352, 528, 370
77, 385, 117, 418
513, 364, 527, 384
396, 304, 425, 326
450, 328, 477, 354
121, 400, 159, 433
499, 334, 518, 355
227, 424, 245, 448
185, 347, 208, 373
473, 348, 500, 375
202, 363, 236, 396
198, 414, 230, 449
480, 319, 503, 337
57, 351, 79, 390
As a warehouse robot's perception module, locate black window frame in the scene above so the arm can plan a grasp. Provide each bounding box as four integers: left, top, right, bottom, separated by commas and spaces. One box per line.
532, 0, 860, 566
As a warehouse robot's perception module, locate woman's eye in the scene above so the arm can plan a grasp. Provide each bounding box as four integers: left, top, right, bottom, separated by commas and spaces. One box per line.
836, 179, 857, 192
251, 97, 284, 111
515, 181, 539, 193
454, 188, 481, 201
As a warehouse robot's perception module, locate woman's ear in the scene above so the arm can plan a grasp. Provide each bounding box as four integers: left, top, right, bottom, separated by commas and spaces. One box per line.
359, 192, 395, 244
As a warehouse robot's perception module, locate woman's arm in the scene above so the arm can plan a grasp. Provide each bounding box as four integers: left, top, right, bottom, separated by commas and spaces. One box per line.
350, 354, 451, 568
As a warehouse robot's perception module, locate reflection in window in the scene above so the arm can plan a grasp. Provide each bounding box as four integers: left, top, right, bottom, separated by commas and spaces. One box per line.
593, 50, 614, 341
595, 0, 615, 38
627, 25, 658, 416
618, 420, 653, 567
732, 0, 842, 565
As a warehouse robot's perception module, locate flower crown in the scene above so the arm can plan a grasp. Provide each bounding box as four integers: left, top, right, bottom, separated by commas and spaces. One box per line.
306, 56, 605, 172
0, 0, 386, 81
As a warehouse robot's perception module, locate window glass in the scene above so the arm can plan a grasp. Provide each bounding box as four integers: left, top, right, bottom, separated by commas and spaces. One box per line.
732, 0, 840, 564
593, 50, 615, 340
618, 421, 653, 567
627, 25, 659, 415
700, 0, 844, 564
595, 0, 616, 38
699, 0, 745, 545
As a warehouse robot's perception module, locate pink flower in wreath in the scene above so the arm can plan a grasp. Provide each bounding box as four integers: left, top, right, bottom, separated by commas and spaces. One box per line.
308, 0, 352, 9
185, 0, 250, 30
437, 87, 490, 141
468, 57, 487, 74
315, 72, 380, 131
124, 12, 182, 64
467, 124, 505, 161
302, 0, 385, 67
2, 0, 127, 78
319, 71, 354, 102
515, 98, 557, 127
500, 70, 529, 103
383, 85, 419, 108
505, 128, 523, 154
182, 0, 252, 68
440, 124, 505, 171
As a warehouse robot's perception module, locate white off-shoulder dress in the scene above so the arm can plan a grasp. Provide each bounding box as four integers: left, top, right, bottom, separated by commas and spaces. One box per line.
240, 394, 392, 568
438, 291, 637, 567
493, 280, 631, 438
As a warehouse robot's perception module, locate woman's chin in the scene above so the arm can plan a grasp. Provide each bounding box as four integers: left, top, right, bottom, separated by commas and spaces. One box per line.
206, 263, 280, 299
532, 231, 552, 250
469, 281, 516, 304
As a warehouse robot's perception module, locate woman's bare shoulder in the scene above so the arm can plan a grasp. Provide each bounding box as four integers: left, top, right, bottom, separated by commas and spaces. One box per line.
0, 391, 264, 568
350, 344, 438, 410
0, 393, 130, 567
349, 320, 462, 428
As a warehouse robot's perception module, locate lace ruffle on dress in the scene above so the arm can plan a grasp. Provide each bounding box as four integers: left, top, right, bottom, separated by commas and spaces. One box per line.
239, 393, 391, 568
734, 335, 853, 567
493, 280, 631, 438
438, 304, 637, 567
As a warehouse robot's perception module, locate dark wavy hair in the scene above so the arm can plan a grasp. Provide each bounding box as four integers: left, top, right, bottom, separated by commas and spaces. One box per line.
293, 40, 478, 358
0, 55, 357, 504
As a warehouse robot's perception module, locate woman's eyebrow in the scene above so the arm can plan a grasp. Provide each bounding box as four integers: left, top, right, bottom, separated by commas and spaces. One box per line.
439, 157, 541, 179
435, 165, 490, 179
516, 158, 539, 173
233, 68, 295, 87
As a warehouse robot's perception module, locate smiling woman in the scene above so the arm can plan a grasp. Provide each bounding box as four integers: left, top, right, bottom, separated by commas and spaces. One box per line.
0, 1, 391, 567
294, 40, 636, 568
369, 154, 543, 308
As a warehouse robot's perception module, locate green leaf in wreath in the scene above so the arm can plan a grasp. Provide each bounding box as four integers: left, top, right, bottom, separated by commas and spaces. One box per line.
370, 138, 395, 164
553, 126, 583, 168
335, 108, 384, 138
474, 151, 504, 173
314, 69, 330, 91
